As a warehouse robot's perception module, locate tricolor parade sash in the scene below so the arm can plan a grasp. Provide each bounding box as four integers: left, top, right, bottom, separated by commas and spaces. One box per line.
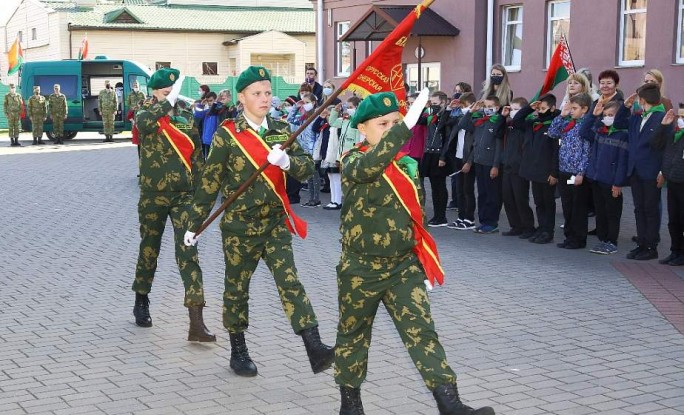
359, 146, 445, 286
157, 115, 195, 171
223, 122, 307, 239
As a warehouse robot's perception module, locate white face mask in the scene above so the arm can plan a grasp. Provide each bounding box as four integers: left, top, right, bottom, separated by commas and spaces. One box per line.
323, 87, 333, 96
346, 108, 356, 116
198, 90, 204, 96
602, 116, 615, 127
509, 109, 519, 118
300, 94, 306, 100
678, 118, 684, 130
303, 102, 314, 112
133, 87, 139, 92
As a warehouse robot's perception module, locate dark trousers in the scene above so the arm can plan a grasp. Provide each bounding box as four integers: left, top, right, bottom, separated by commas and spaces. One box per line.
630, 175, 661, 249
455, 158, 475, 221
531, 181, 556, 234
475, 163, 501, 227
592, 181, 623, 245
502, 169, 534, 231
428, 175, 448, 222
558, 173, 589, 245
667, 181, 684, 253
449, 174, 459, 206
286, 175, 301, 203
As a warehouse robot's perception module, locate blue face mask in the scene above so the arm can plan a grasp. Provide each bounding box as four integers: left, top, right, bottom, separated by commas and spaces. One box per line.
483, 108, 496, 116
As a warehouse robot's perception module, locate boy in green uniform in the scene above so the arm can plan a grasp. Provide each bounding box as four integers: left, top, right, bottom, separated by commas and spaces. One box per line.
131, 67, 215, 343
28, 86, 48, 145
4, 83, 23, 146
183, 66, 334, 377
335, 90, 495, 415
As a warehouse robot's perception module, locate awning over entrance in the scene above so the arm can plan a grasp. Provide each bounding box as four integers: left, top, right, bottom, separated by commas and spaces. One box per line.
340, 5, 459, 42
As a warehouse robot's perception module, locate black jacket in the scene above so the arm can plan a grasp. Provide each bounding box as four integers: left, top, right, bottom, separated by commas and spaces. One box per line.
518, 106, 561, 183
501, 110, 527, 173
654, 124, 684, 183
461, 111, 506, 167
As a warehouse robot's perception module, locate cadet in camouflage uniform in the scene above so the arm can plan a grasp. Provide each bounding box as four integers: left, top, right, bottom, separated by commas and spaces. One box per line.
131, 67, 215, 343
127, 81, 146, 113
47, 84, 68, 144
4, 83, 23, 147
28, 85, 47, 145
334, 91, 495, 415
184, 66, 334, 377
99, 80, 118, 142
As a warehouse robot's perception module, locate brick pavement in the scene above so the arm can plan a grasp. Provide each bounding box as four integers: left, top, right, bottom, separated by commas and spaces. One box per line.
0, 141, 683, 414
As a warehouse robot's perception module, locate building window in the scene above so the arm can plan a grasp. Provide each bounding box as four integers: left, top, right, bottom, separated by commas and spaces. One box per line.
619, 0, 647, 66
336, 21, 351, 77
17, 31, 23, 42
502, 5, 523, 70
31, 28, 37, 41
405, 62, 440, 94
546, 1, 570, 67
677, 0, 684, 63
155, 62, 171, 70
202, 62, 218, 75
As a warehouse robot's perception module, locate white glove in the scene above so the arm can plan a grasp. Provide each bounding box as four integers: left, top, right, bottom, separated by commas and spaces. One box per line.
424, 279, 433, 291
403, 88, 431, 130
183, 230, 199, 247
267, 144, 290, 170
167, 75, 185, 106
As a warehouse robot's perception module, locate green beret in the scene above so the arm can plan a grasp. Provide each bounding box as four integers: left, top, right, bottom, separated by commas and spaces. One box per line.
148, 67, 180, 90
236, 66, 271, 92
350, 92, 400, 128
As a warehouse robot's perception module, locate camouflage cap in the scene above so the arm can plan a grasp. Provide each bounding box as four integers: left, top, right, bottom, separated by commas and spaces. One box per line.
235, 66, 271, 93
350, 92, 400, 128
148, 67, 180, 90
9, 83, 15, 88
33, 85, 40, 92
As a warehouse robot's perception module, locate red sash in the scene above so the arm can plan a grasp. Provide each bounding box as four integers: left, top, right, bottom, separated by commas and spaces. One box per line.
359, 146, 445, 286
157, 115, 195, 171
223, 122, 307, 239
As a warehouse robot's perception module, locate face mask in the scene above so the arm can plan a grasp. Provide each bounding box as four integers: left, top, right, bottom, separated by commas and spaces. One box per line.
453, 92, 462, 100
198, 90, 204, 97
602, 116, 615, 127
323, 87, 333, 96
490, 75, 504, 85
678, 119, 684, 130
461, 107, 470, 114
133, 87, 139, 92
537, 109, 548, 116
300, 94, 306, 100
303, 102, 314, 112
483, 108, 496, 116
509, 109, 519, 118
431, 104, 442, 113
346, 108, 356, 116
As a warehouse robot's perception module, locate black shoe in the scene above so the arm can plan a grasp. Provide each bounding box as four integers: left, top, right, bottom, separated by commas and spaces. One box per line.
532, 232, 554, 244
519, 230, 537, 239
587, 228, 597, 236
669, 255, 684, 266
631, 235, 638, 243
659, 252, 679, 264
627, 246, 645, 259
133, 293, 152, 327
502, 228, 523, 236
339, 386, 365, 415
562, 241, 586, 250
301, 326, 335, 374
428, 218, 448, 227
33, 138, 38, 145
289, 197, 301, 204
556, 240, 568, 248
229, 332, 258, 377
187, 305, 216, 342
433, 383, 495, 415
633, 248, 658, 261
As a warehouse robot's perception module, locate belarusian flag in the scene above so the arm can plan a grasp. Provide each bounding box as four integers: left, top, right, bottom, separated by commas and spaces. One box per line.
78, 34, 89, 60
339, 0, 436, 114
532, 34, 575, 101
7, 37, 24, 75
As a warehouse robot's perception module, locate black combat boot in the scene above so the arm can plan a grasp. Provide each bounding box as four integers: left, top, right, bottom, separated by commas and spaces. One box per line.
37, 137, 45, 145
433, 383, 495, 415
187, 304, 216, 342
229, 332, 257, 377
133, 292, 152, 327
339, 386, 365, 415
33, 137, 38, 145
300, 325, 335, 373
15, 137, 21, 146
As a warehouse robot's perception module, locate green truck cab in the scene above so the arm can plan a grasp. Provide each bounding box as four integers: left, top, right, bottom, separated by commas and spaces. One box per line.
19, 57, 151, 140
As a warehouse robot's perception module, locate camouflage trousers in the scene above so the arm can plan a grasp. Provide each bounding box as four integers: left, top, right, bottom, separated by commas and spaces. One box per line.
102, 110, 115, 135
132, 191, 205, 307
30, 117, 45, 138
51, 115, 64, 137
7, 114, 20, 138
219, 213, 318, 334
334, 251, 457, 390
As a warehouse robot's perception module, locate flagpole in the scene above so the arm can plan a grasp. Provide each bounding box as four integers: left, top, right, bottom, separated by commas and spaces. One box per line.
194, 0, 437, 236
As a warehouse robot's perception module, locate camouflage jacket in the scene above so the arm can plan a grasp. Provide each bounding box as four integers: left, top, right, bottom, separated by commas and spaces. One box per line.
340, 122, 423, 258
127, 91, 146, 112
98, 88, 117, 113
4, 92, 23, 116
47, 93, 67, 117
188, 113, 314, 231
136, 98, 203, 193
28, 94, 47, 119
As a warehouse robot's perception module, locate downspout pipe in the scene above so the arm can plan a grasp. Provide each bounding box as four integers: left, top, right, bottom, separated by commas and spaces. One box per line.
316, 0, 324, 81
485, 0, 494, 76
68, 22, 72, 59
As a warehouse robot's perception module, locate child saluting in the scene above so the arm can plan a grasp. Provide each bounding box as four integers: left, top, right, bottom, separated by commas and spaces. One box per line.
334, 89, 495, 415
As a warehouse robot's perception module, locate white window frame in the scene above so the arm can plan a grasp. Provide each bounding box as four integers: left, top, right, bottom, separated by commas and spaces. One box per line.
335, 21, 351, 77
501, 5, 523, 71
405, 62, 441, 94
546, 0, 570, 67
619, 0, 647, 67
677, 0, 684, 63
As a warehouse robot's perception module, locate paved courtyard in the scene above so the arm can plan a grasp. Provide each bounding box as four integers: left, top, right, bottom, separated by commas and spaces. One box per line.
0, 134, 683, 415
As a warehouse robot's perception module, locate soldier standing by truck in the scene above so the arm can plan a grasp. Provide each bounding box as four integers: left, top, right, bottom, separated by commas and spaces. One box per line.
28, 86, 47, 145
99, 80, 118, 142
4, 83, 23, 147
48, 84, 68, 145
